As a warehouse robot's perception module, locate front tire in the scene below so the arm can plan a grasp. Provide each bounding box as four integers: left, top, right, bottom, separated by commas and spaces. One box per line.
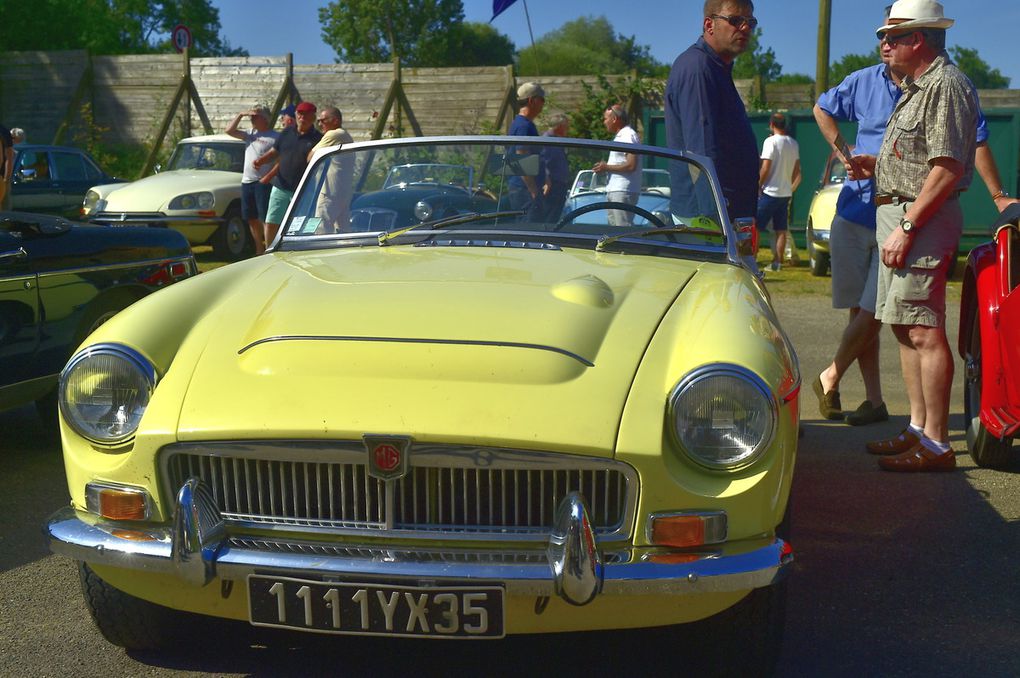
78, 562, 188, 650
807, 238, 829, 277
212, 205, 251, 261
964, 312, 1013, 467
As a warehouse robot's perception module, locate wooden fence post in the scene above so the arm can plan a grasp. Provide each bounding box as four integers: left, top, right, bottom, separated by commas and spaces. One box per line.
53, 51, 93, 146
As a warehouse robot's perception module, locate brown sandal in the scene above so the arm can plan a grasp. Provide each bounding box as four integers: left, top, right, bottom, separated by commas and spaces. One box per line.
865, 428, 920, 455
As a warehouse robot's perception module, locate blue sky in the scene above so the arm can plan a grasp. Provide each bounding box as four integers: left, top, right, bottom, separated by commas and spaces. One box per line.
212, 0, 1020, 87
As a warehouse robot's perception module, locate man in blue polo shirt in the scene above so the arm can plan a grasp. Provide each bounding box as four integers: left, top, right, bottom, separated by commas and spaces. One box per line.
665, 1, 759, 222
812, 16, 1017, 427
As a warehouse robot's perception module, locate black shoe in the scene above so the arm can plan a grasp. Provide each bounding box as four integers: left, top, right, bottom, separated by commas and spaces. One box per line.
812, 375, 843, 420
846, 400, 889, 426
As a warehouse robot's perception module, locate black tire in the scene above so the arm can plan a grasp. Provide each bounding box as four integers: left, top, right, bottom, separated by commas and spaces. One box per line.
78, 562, 188, 650
808, 240, 829, 277
211, 205, 251, 261
964, 312, 1013, 467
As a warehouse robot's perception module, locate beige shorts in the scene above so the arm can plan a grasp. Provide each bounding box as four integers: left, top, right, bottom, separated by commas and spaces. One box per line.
875, 200, 962, 327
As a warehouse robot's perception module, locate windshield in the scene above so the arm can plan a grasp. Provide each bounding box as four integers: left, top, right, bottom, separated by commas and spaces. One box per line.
167, 142, 245, 173
282, 137, 727, 255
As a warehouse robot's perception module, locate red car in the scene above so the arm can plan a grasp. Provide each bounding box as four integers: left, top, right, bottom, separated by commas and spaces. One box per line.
959, 204, 1020, 467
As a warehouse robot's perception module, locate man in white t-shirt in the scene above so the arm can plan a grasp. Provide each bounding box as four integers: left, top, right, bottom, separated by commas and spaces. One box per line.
226, 104, 280, 254
593, 104, 641, 226
757, 112, 801, 271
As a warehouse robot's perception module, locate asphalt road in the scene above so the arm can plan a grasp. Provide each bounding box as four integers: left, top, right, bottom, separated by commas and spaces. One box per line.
1, 285, 1018, 677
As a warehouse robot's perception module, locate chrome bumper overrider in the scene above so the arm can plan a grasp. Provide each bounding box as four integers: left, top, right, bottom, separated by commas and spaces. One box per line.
47, 479, 793, 606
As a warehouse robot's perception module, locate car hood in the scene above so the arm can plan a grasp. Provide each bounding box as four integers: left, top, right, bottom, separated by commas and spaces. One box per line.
140, 246, 705, 455
99, 170, 240, 211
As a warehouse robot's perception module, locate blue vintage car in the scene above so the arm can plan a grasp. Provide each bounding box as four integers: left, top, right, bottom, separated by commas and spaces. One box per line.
0, 211, 197, 422
9, 145, 119, 220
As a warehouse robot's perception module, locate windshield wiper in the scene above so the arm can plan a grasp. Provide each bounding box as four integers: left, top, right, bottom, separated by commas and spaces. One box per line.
595, 226, 721, 252
378, 210, 524, 245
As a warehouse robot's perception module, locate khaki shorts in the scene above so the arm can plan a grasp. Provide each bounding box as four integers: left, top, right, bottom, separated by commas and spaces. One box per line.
875, 200, 962, 328
830, 214, 878, 312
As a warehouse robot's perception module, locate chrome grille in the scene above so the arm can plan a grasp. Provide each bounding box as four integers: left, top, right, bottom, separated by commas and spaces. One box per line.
161, 442, 638, 542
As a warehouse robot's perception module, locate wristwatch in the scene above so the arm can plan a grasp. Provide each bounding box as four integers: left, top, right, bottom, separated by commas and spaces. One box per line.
899, 217, 917, 234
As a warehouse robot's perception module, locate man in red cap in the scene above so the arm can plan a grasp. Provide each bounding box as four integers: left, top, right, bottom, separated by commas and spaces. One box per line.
254, 101, 322, 250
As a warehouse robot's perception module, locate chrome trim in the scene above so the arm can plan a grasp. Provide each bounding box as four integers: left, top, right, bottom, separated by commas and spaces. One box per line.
548, 492, 602, 605
47, 488, 792, 600
0, 246, 28, 262
666, 363, 779, 471
645, 510, 728, 545
18, 254, 195, 282
85, 481, 155, 521
159, 442, 638, 543
236, 335, 595, 368
91, 213, 222, 226
58, 343, 158, 447
171, 478, 226, 585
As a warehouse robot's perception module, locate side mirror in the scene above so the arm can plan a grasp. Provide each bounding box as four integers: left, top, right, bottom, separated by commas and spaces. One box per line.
153, 164, 162, 174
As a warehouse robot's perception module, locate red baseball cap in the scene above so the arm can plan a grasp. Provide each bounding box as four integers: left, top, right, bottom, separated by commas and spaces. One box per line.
295, 101, 316, 114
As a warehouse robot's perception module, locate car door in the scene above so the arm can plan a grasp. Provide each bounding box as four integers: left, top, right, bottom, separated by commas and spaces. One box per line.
995, 226, 1020, 408
0, 228, 42, 399
10, 150, 62, 214
51, 150, 95, 218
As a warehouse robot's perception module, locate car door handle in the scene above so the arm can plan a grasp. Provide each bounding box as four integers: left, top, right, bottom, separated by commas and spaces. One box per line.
0, 247, 28, 262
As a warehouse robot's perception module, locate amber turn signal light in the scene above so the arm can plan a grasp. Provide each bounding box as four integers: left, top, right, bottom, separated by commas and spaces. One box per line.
85, 482, 150, 521
648, 511, 727, 547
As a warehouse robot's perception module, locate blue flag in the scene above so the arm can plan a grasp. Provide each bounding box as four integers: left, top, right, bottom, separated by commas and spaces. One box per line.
491, 0, 518, 21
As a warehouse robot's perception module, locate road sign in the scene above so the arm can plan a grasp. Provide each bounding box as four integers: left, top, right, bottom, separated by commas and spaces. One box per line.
172, 25, 192, 53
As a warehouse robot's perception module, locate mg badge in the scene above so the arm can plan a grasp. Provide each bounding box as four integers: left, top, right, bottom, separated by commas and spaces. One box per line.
363, 435, 412, 481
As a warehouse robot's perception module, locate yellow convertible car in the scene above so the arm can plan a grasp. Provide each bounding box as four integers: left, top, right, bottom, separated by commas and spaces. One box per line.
48, 136, 799, 672
805, 152, 847, 277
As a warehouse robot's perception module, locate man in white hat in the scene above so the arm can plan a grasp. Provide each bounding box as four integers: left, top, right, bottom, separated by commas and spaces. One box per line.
851, 0, 976, 471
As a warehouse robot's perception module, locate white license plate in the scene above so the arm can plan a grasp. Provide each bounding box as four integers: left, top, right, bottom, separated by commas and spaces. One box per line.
248, 575, 505, 638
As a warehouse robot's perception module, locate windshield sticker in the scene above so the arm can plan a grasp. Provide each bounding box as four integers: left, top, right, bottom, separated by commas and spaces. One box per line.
302, 217, 322, 233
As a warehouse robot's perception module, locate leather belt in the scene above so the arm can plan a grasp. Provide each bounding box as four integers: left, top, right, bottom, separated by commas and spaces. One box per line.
874, 194, 911, 206
875, 191, 963, 206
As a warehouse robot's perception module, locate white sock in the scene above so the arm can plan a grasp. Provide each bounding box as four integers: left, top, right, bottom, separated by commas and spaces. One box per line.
908, 423, 924, 436
920, 436, 951, 454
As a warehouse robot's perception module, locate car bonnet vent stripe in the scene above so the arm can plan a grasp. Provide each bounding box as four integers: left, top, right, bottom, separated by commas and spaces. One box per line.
416, 240, 561, 250
238, 335, 594, 367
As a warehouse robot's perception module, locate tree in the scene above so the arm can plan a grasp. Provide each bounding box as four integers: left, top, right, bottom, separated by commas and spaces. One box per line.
732, 29, 782, 82
0, 0, 245, 56
828, 48, 881, 86
319, 0, 465, 66
456, 22, 515, 67
950, 46, 1010, 89
517, 16, 663, 77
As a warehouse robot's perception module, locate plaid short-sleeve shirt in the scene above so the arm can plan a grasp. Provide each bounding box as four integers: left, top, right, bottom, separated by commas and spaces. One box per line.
875, 53, 977, 200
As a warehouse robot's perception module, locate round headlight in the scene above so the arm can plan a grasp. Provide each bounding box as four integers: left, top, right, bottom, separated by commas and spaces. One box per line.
668, 365, 777, 470
59, 344, 156, 446
83, 190, 101, 213
414, 200, 434, 222
168, 192, 214, 210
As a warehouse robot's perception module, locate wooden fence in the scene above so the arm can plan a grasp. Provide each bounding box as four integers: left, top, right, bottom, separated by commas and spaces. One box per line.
4, 49, 1019, 174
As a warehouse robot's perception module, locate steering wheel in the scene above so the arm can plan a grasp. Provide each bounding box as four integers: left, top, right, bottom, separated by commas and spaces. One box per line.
554, 201, 669, 231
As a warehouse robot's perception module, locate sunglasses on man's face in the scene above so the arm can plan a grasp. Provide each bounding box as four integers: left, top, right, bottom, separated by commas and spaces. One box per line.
878, 30, 917, 46
711, 14, 758, 30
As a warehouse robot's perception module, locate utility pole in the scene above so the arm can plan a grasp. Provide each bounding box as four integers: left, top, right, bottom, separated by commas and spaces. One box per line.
815, 0, 831, 100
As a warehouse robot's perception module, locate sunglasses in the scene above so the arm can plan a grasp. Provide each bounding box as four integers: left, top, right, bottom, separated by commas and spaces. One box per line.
711, 14, 758, 30
878, 30, 917, 46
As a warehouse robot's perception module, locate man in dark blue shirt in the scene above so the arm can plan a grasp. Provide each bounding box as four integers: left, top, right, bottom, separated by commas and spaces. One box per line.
508, 82, 546, 221
539, 114, 570, 222
665, 1, 758, 221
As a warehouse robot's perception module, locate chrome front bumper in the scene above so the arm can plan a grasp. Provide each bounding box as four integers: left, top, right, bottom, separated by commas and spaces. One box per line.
47, 479, 793, 606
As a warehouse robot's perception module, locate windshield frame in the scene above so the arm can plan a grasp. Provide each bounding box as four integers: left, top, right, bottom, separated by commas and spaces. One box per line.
275, 135, 740, 264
